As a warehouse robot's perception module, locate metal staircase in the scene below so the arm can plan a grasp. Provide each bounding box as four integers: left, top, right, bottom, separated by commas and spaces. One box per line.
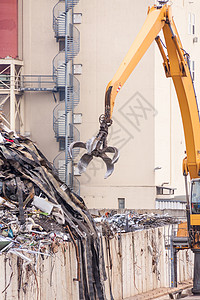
53, 103, 80, 141
53, 0, 80, 40
53, 54, 80, 90
52, 0, 81, 193
53, 151, 80, 194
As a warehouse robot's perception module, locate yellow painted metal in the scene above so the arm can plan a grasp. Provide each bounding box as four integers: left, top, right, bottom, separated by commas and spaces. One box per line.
163, 19, 200, 179
177, 222, 188, 237
155, 36, 170, 77
190, 214, 200, 226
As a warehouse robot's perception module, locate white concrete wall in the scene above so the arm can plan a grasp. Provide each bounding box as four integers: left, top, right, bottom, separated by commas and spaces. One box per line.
0, 227, 193, 299
19, 0, 59, 163
104, 226, 193, 299
74, 0, 157, 209
0, 243, 79, 300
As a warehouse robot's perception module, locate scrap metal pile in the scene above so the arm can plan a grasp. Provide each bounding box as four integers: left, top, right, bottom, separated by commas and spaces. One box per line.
0, 124, 106, 300
94, 212, 179, 237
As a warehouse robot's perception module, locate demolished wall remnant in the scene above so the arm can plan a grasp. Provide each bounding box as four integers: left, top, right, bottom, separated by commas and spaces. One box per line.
0, 226, 192, 299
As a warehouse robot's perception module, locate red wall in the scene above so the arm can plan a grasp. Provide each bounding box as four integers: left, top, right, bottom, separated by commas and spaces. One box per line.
0, 0, 18, 59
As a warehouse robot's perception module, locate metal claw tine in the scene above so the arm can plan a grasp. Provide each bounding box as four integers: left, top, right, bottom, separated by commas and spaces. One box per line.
68, 141, 86, 158
104, 164, 114, 179
104, 146, 120, 164
77, 153, 93, 174
100, 153, 115, 179
86, 137, 99, 154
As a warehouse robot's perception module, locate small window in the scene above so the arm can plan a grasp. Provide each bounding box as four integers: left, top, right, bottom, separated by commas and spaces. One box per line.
156, 187, 175, 195
189, 59, 195, 81
118, 198, 125, 209
191, 60, 195, 81
59, 40, 65, 51
73, 13, 82, 24
59, 90, 65, 102
191, 180, 200, 214
188, 13, 195, 35
59, 138, 65, 151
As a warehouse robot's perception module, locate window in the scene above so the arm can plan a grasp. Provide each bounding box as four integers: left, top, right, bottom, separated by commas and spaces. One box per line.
118, 198, 125, 209
191, 60, 195, 81
59, 138, 65, 151
59, 40, 65, 51
59, 90, 65, 102
156, 186, 175, 195
188, 58, 195, 81
191, 180, 200, 214
188, 13, 195, 35
73, 13, 82, 24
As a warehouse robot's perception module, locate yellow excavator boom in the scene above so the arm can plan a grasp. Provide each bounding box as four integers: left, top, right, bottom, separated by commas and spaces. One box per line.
70, 2, 200, 180
105, 4, 200, 179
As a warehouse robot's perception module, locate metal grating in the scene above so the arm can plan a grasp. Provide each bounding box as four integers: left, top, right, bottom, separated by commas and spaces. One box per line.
20, 75, 57, 91
52, 74, 80, 128
67, 24, 80, 59
52, 24, 80, 69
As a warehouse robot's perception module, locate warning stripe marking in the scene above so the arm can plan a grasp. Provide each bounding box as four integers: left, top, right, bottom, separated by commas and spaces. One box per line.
116, 85, 122, 93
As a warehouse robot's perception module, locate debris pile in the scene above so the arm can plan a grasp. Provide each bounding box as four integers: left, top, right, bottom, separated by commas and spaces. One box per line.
94, 212, 179, 237
0, 124, 106, 300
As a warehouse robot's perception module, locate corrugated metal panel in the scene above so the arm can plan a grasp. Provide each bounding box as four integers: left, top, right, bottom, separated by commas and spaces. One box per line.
156, 199, 186, 210
0, 0, 18, 58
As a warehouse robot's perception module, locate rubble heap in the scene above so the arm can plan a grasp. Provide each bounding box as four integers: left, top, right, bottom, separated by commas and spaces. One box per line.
0, 125, 106, 300
94, 212, 179, 237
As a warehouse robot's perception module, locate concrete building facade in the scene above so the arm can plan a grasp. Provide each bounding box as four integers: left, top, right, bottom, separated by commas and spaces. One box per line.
0, 0, 199, 209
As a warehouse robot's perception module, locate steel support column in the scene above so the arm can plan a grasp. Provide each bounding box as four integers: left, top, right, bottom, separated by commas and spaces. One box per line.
10, 61, 16, 131
65, 0, 68, 185
192, 250, 200, 294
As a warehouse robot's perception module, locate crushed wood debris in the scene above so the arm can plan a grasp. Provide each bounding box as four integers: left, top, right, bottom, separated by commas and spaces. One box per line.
94, 212, 179, 237
0, 124, 106, 300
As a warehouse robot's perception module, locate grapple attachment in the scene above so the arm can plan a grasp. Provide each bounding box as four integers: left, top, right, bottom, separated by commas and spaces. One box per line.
68, 118, 119, 179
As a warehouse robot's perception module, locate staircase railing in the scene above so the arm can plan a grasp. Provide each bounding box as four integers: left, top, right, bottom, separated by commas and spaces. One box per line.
52, 24, 80, 67
53, 75, 80, 135
53, 1, 80, 39
20, 75, 57, 91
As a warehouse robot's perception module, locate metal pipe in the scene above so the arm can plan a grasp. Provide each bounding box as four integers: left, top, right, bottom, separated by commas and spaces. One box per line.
172, 35, 185, 64
170, 235, 175, 287
65, 0, 68, 185
192, 250, 200, 294
71, 6, 75, 192
155, 35, 170, 77
10, 61, 16, 131
155, 36, 168, 65
184, 175, 190, 206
